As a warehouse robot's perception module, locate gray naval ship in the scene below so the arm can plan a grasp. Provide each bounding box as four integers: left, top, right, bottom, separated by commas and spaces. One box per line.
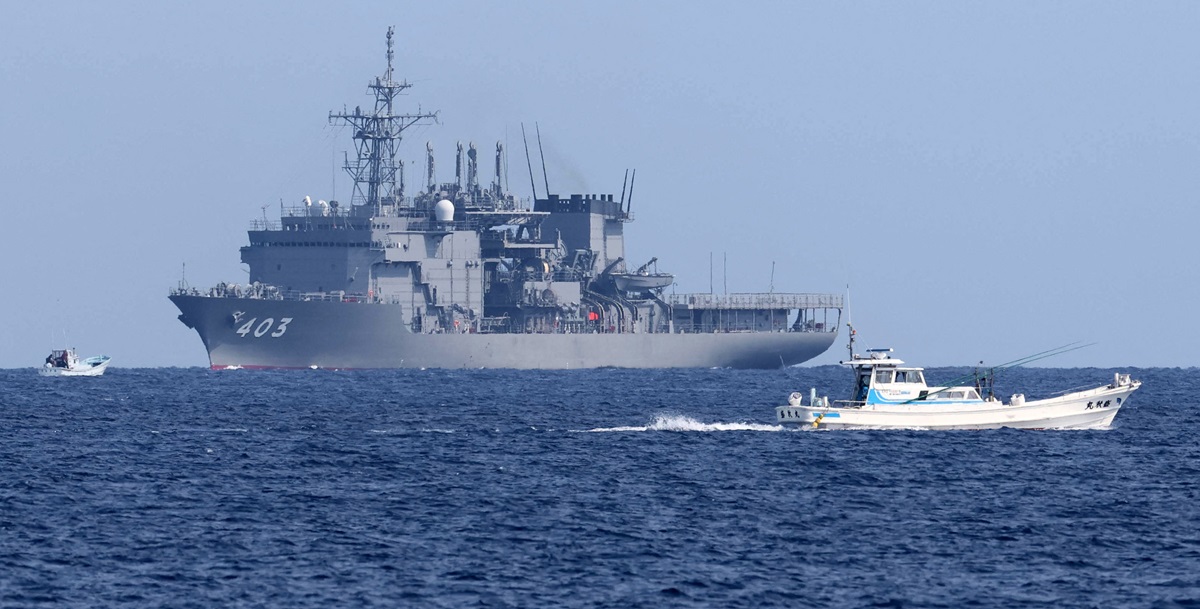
170, 28, 843, 369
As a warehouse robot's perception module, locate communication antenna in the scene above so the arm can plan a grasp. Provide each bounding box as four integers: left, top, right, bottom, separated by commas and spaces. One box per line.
619, 169, 629, 212
626, 169, 636, 214
520, 123, 538, 199
385, 25, 395, 82
709, 252, 713, 294
535, 123, 550, 195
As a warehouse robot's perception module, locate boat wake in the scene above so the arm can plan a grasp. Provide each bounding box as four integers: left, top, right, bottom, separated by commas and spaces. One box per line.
369, 428, 456, 434
582, 414, 783, 433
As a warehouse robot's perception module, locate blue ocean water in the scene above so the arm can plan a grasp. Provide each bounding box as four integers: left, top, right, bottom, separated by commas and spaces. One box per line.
1, 366, 1197, 608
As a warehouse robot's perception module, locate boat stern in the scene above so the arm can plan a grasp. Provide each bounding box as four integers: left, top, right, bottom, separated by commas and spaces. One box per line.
776, 391, 840, 427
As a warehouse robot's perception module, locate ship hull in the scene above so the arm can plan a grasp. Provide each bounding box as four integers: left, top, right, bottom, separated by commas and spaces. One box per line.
171, 295, 838, 369
776, 382, 1140, 430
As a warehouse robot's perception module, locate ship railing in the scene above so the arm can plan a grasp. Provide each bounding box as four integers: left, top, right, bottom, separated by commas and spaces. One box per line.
171, 285, 382, 304
666, 292, 844, 310
668, 322, 834, 334
438, 319, 832, 335
403, 218, 491, 232
262, 195, 539, 222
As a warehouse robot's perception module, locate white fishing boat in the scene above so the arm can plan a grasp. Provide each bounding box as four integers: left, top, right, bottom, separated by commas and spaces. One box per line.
777, 331, 1140, 430
39, 348, 111, 377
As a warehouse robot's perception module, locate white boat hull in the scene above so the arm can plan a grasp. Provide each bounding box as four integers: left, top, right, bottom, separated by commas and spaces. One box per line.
38, 356, 111, 377
611, 273, 674, 291
777, 380, 1140, 430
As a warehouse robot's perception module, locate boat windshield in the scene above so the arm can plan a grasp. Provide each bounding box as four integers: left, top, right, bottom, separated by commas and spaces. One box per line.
893, 370, 925, 384
874, 370, 894, 384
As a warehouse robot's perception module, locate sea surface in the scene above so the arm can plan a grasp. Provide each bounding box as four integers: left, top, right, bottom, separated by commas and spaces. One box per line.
1, 366, 1197, 608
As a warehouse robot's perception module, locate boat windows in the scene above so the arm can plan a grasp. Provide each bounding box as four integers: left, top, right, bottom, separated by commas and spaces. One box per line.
946, 390, 966, 399
890, 370, 925, 383
966, 390, 980, 400
874, 370, 894, 384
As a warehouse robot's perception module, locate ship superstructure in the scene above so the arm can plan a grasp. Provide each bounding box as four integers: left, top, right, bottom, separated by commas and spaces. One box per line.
170, 28, 842, 369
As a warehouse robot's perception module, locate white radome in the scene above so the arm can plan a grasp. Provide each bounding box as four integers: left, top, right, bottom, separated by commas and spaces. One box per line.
434, 199, 455, 222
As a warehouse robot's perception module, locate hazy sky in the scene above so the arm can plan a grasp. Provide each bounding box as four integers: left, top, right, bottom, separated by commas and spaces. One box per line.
2, 1, 1197, 368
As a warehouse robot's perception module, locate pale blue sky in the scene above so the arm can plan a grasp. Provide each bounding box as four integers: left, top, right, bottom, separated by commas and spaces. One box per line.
2, 1, 1196, 368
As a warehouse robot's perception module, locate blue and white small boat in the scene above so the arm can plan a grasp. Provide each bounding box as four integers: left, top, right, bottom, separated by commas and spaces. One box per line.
39, 348, 111, 377
777, 334, 1140, 430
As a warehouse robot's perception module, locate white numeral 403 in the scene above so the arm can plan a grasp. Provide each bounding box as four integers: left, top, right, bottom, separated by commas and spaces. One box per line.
236, 317, 293, 338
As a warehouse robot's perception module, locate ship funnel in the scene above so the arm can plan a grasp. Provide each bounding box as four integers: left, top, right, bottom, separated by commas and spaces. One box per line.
493, 141, 504, 195
455, 142, 464, 188
426, 142, 436, 192
467, 142, 478, 189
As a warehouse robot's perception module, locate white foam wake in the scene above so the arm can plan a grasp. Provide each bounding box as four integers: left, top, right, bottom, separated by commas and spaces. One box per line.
583, 414, 783, 433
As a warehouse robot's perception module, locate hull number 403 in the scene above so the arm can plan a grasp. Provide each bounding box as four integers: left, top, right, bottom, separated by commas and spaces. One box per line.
235, 317, 293, 338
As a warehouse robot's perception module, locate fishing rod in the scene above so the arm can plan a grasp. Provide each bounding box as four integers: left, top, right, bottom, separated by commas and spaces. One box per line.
904, 341, 1096, 403
991, 341, 1093, 371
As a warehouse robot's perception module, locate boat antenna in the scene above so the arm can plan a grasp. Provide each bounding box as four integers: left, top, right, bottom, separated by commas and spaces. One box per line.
536, 122, 550, 195
520, 123, 538, 200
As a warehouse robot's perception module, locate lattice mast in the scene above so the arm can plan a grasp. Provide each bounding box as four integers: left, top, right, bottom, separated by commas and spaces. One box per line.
329, 26, 437, 213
